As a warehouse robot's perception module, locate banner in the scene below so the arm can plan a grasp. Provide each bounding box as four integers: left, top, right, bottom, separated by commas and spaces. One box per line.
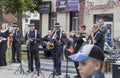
56, 0, 79, 12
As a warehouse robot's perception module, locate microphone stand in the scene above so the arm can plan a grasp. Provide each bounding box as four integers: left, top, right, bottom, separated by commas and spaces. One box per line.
63, 43, 70, 78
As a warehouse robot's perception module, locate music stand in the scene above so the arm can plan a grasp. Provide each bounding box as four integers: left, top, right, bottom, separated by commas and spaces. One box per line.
14, 50, 27, 75
48, 66, 61, 78
31, 69, 45, 78
31, 47, 45, 78
48, 46, 60, 78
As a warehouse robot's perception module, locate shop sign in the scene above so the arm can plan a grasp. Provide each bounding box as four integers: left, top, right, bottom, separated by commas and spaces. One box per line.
56, 0, 79, 12
38, 1, 51, 13
87, 1, 114, 11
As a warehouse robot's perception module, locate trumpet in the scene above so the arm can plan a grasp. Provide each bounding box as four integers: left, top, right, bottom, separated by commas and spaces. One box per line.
46, 41, 54, 50
82, 24, 98, 43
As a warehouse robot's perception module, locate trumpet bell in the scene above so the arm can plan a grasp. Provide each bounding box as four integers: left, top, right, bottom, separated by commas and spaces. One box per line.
46, 41, 54, 50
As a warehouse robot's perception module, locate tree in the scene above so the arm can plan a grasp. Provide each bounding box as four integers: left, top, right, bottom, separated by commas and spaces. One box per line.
3, 0, 42, 32
0, 0, 6, 25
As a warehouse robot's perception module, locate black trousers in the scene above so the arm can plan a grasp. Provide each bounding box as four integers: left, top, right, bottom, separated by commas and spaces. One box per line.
0, 40, 7, 66
51, 45, 63, 75
12, 42, 21, 62
27, 45, 40, 71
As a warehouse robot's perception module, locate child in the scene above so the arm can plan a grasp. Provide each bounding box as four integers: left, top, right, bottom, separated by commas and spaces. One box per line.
69, 44, 105, 78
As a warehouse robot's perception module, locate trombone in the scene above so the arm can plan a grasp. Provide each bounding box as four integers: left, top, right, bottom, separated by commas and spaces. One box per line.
82, 24, 99, 43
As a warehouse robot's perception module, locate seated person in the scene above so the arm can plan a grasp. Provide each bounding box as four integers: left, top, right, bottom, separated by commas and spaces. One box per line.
42, 30, 52, 57
69, 44, 105, 78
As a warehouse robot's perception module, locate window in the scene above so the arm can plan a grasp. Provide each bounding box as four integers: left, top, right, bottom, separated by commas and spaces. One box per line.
71, 12, 79, 31
25, 19, 28, 23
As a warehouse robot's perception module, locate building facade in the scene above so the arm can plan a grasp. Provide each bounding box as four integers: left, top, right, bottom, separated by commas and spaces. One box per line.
84, 0, 120, 46
22, 11, 40, 36
39, 0, 79, 37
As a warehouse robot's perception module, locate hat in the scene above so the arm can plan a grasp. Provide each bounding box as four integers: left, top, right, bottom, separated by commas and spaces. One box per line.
13, 24, 18, 27
54, 23, 61, 27
28, 23, 35, 27
69, 44, 104, 62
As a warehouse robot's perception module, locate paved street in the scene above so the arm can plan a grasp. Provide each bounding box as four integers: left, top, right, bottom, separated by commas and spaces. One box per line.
0, 60, 112, 78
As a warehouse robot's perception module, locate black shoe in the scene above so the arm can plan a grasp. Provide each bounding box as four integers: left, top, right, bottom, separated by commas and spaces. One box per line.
12, 60, 16, 63
27, 70, 34, 73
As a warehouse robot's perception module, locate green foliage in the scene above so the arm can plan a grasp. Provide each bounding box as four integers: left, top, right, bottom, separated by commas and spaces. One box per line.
1, 0, 42, 31
4, 0, 38, 14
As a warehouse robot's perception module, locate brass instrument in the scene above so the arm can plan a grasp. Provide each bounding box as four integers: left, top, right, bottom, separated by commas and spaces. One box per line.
46, 41, 54, 50
82, 24, 98, 43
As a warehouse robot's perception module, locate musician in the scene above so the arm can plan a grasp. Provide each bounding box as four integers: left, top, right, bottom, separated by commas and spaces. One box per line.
71, 25, 86, 78
90, 18, 107, 50
11, 24, 22, 63
51, 22, 67, 75
25, 23, 41, 73
43, 30, 52, 57
90, 19, 107, 78
0, 23, 9, 68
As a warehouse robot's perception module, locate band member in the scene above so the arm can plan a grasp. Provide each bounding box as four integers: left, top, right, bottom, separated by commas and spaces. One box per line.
90, 19, 107, 50
25, 23, 41, 73
90, 19, 107, 78
43, 30, 52, 57
51, 22, 67, 75
0, 23, 9, 68
71, 25, 86, 78
11, 24, 22, 63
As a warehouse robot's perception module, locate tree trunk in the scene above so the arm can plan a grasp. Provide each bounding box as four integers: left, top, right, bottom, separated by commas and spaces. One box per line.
0, 7, 3, 26
17, 11, 23, 33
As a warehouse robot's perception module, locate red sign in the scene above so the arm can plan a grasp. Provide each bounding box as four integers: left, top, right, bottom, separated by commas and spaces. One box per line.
87, 1, 114, 10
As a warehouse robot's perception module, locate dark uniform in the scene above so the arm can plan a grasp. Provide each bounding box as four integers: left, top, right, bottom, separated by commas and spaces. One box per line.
12, 24, 22, 63
25, 23, 41, 72
94, 26, 107, 50
51, 23, 67, 75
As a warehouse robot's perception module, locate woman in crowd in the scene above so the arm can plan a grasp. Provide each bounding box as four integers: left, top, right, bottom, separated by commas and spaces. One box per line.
0, 23, 9, 69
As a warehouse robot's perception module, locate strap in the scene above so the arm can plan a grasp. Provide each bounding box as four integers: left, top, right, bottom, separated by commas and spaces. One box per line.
27, 30, 30, 39
35, 30, 37, 38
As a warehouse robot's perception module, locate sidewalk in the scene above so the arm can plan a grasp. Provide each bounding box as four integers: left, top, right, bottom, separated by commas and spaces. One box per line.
0, 63, 112, 78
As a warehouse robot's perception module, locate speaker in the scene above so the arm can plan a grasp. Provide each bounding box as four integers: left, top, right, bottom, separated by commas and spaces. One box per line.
112, 63, 120, 78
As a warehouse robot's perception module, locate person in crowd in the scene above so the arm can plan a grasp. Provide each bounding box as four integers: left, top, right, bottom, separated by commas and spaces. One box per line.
0, 23, 9, 68
51, 22, 67, 76
90, 19, 107, 78
71, 25, 86, 78
90, 18, 107, 50
11, 24, 22, 63
43, 30, 52, 57
69, 44, 105, 78
25, 23, 41, 73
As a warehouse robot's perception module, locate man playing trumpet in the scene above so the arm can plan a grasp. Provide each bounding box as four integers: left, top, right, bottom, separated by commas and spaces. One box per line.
71, 25, 86, 78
